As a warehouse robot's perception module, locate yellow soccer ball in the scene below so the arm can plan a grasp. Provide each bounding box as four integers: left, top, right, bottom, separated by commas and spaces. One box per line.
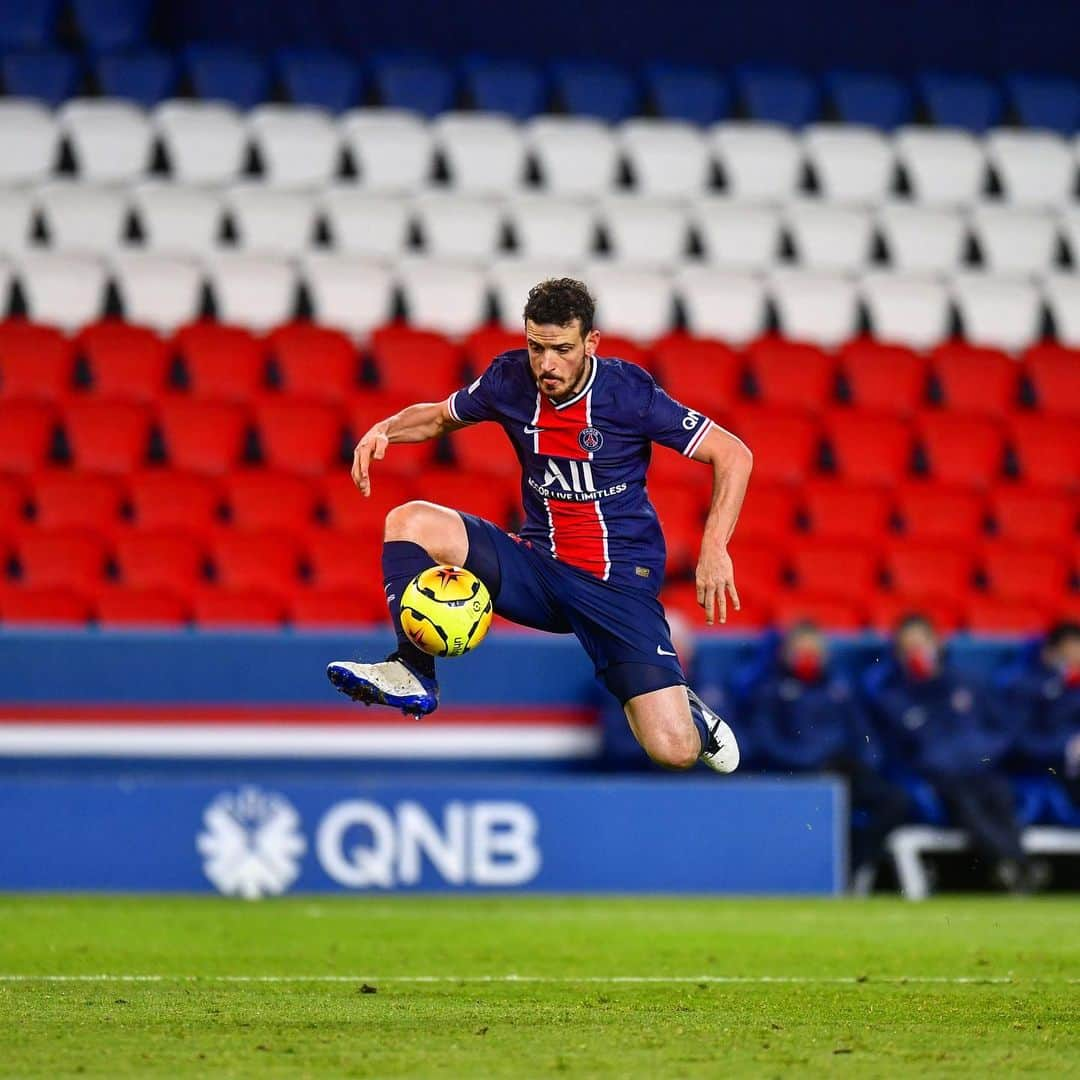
399, 565, 493, 658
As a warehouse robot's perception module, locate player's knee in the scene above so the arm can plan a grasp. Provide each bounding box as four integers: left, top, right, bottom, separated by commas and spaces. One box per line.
645, 729, 700, 771
384, 500, 435, 543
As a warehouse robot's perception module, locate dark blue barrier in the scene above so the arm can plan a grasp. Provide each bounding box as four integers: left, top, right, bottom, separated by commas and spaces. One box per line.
0, 776, 844, 895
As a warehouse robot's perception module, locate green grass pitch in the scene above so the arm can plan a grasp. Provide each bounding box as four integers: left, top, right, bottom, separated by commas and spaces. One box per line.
1, 895, 1077, 1077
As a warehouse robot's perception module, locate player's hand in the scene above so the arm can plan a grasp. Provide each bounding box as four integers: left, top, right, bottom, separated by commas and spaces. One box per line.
351, 423, 390, 496
696, 547, 740, 626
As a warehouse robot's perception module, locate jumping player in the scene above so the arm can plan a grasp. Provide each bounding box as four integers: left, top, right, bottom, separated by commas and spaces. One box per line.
327, 279, 753, 772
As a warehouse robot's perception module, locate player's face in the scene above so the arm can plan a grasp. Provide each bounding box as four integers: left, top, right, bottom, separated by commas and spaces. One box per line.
525, 320, 600, 402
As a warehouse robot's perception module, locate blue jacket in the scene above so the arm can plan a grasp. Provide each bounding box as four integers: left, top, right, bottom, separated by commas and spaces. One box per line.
995, 655, 1080, 770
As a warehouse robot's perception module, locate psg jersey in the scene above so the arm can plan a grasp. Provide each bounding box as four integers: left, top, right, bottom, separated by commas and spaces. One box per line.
447, 350, 715, 588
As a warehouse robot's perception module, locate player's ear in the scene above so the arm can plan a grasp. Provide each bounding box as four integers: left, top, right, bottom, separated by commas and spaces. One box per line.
585, 328, 600, 357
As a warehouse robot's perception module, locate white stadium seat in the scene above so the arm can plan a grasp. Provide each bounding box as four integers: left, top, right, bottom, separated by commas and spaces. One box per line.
674, 267, 768, 344
1041, 272, 1080, 348
302, 253, 396, 340
894, 127, 987, 206
0, 100, 60, 183
985, 129, 1075, 207
0, 258, 10, 314
0, 187, 35, 254
950, 273, 1043, 352
970, 205, 1059, 275
397, 257, 489, 337
318, 188, 411, 259
225, 185, 318, 256
526, 117, 620, 196
784, 202, 873, 271
709, 122, 802, 201
860, 272, 952, 350
1056, 206, 1080, 267
877, 204, 966, 273
618, 118, 711, 198
58, 99, 153, 183
205, 253, 298, 331
598, 196, 689, 268
154, 101, 249, 185
16, 251, 109, 330
247, 105, 342, 189
768, 269, 859, 347
584, 262, 676, 341
691, 198, 781, 271
35, 181, 130, 253
339, 108, 434, 192
130, 182, 224, 256
505, 195, 597, 262
488, 257, 581, 331
110, 252, 204, 333
802, 123, 894, 203
413, 192, 505, 261
433, 112, 528, 194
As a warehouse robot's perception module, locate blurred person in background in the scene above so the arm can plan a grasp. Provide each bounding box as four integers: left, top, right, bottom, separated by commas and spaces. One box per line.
863, 614, 1036, 892
744, 621, 909, 891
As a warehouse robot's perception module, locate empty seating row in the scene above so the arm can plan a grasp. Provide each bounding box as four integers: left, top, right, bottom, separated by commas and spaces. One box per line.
3, 101, 1080, 205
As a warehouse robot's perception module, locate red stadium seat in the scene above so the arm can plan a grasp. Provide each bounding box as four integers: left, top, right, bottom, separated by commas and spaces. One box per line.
963, 595, 1053, 634
370, 324, 466, 399
222, 470, 319, 531
254, 398, 344, 475
838, 337, 928, 416
113, 530, 208, 592
746, 336, 837, 410
931, 341, 1020, 416
267, 322, 361, 403
0, 585, 93, 625
0, 400, 58, 473
288, 586, 389, 626
866, 591, 962, 634
211, 529, 302, 592
652, 333, 742, 419
788, 540, 881, 603
981, 541, 1070, 608
771, 591, 866, 631
725, 406, 820, 484
464, 324, 523, 372
173, 321, 269, 401
158, 398, 249, 474
989, 486, 1077, 545
917, 413, 1005, 488
127, 470, 223, 531
346, 389, 437, 479
725, 542, 785, 607
14, 528, 109, 591
659, 579, 771, 630
894, 483, 987, 543
0, 320, 75, 400
730, 481, 799, 544
801, 480, 893, 543
63, 399, 152, 474
0, 475, 28, 530
446, 422, 519, 477
649, 481, 707, 574
320, 473, 416, 532
418, 466, 518, 527
32, 471, 125, 532
884, 541, 975, 604
191, 587, 287, 627
75, 320, 171, 402
305, 529, 386, 591
1023, 342, 1080, 418
825, 410, 913, 485
1009, 415, 1079, 490
599, 334, 653, 371
94, 586, 190, 627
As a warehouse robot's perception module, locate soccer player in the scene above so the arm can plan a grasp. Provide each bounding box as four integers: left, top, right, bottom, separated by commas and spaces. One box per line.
327, 279, 752, 772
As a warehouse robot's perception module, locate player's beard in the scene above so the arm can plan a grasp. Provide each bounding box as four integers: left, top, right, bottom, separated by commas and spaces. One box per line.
540, 354, 592, 402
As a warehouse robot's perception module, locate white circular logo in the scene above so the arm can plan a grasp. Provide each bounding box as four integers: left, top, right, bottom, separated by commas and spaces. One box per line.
197, 786, 306, 900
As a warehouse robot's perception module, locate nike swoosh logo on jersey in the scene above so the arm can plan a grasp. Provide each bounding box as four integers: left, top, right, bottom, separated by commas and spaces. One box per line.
523, 425, 546, 435
657, 646, 677, 656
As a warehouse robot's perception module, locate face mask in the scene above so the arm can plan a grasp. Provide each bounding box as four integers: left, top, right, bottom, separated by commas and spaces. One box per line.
790, 649, 823, 682
904, 647, 936, 682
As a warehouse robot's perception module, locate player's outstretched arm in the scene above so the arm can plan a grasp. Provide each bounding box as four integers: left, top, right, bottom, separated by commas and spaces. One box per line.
690, 425, 753, 625
351, 399, 463, 496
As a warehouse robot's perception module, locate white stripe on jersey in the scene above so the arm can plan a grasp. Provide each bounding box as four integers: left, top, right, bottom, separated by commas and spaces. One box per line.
530, 391, 542, 455
446, 391, 463, 423
545, 497, 556, 557
594, 499, 611, 581
584, 386, 595, 460
683, 417, 714, 458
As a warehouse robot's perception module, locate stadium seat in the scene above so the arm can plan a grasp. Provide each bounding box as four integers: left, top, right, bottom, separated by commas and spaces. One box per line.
970, 206, 1058, 275
884, 541, 974, 605
95, 49, 177, 108
339, 108, 434, 191
0, 320, 75, 400
1023, 342, 1080, 417
35, 180, 128, 253
288, 584, 388, 626
110, 253, 204, 334
0, 474, 27, 529
984, 130, 1074, 207
254, 398, 344, 475
267, 322, 360, 403
768, 270, 859, 348
320, 471, 417, 532
205, 254, 298, 332
771, 591, 866, 631
0, 258, 12, 307
31, 470, 124, 531
418, 465, 517, 526
0, 0, 60, 50
462, 57, 548, 122
0, 399, 57, 472
894, 483, 986, 543
867, 591, 962, 633
0, 180, 35, 255
302, 254, 396, 340
660, 578, 770, 630
644, 62, 731, 127
894, 128, 987, 205
1040, 272, 1080, 349
950, 274, 1042, 353
526, 116, 620, 196
783, 202, 873, 272
789, 540, 880, 604
709, 122, 802, 201
595, 333, 653, 371
446, 422, 520, 478
225, 185, 318, 256
210, 529, 301, 593
488, 257, 581, 331
550, 59, 640, 124
876, 204, 966, 274
173, 321, 268, 401
113, 529, 207, 592
127, 470, 222, 531
585, 262, 675, 342
464, 324, 523, 369
247, 104, 342, 188
182, 44, 270, 110
801, 124, 895, 203
652, 334, 741, 420
303, 529, 385, 591
825, 410, 913, 485
0, 585, 93, 624
14, 527, 108, 590
222, 470, 319, 531
191, 586, 286, 626
1005, 73, 1080, 137
801, 480, 893, 543
1, 49, 80, 107
838, 337, 928, 415
94, 585, 189, 627
130, 182, 224, 256
916, 71, 1004, 133
343, 391, 435, 478
57, 99, 153, 182
675, 267, 768, 345
1009, 414, 1080, 489
618, 119, 711, 198
157, 398, 250, 474
860, 272, 952, 350
725, 481, 797, 545
648, 481, 707, 573
746, 337, 837, 410
504, 197, 596, 263
75, 320, 170, 401
989, 485, 1076, 545
153, 101, 248, 185
931, 341, 1021, 416
734, 64, 820, 127
721, 543, 785, 607
317, 188, 410, 259
598, 196, 690, 268
276, 48, 363, 113
982, 541, 1070, 608
824, 70, 913, 130
63, 399, 151, 473
414, 192, 505, 262
918, 412, 1005, 488
397, 258, 489, 338
963, 595, 1052, 634
690, 198, 779, 272
372, 55, 456, 117
370, 323, 465, 401
72, 0, 150, 51
433, 112, 528, 194
0, 100, 59, 183
724, 406, 820, 484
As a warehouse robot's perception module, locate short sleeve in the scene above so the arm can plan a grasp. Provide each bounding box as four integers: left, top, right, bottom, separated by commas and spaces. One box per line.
447, 361, 504, 425
639, 378, 715, 458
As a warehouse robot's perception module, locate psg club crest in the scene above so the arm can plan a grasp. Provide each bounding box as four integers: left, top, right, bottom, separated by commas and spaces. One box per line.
578, 426, 604, 453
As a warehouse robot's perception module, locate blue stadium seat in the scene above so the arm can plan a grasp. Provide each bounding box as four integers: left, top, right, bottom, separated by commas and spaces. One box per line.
825, 69, 914, 130
917, 71, 1004, 133
183, 44, 271, 110
96, 49, 177, 107
550, 61, 640, 123
462, 56, 548, 121
735, 64, 821, 127
276, 48, 364, 112
1045, 781, 1080, 826
1005, 73, 1080, 135
72, 0, 151, 53
1, 49, 80, 106
644, 62, 731, 126
0, 0, 60, 51
372, 54, 456, 117
1011, 778, 1051, 826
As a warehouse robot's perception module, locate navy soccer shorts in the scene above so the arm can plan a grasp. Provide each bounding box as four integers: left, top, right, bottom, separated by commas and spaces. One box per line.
459, 513, 686, 704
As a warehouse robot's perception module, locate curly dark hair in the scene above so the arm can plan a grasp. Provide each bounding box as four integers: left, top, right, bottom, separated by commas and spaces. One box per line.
523, 278, 595, 335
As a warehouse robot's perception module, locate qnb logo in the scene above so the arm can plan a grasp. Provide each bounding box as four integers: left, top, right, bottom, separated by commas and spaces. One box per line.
681, 409, 702, 431
317, 800, 541, 889
197, 787, 306, 900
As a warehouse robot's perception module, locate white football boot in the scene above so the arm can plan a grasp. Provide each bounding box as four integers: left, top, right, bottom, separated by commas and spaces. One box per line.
326, 655, 439, 718
689, 687, 740, 773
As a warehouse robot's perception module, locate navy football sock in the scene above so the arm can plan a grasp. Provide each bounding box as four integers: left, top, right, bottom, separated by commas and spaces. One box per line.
688, 695, 712, 757
382, 540, 437, 680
